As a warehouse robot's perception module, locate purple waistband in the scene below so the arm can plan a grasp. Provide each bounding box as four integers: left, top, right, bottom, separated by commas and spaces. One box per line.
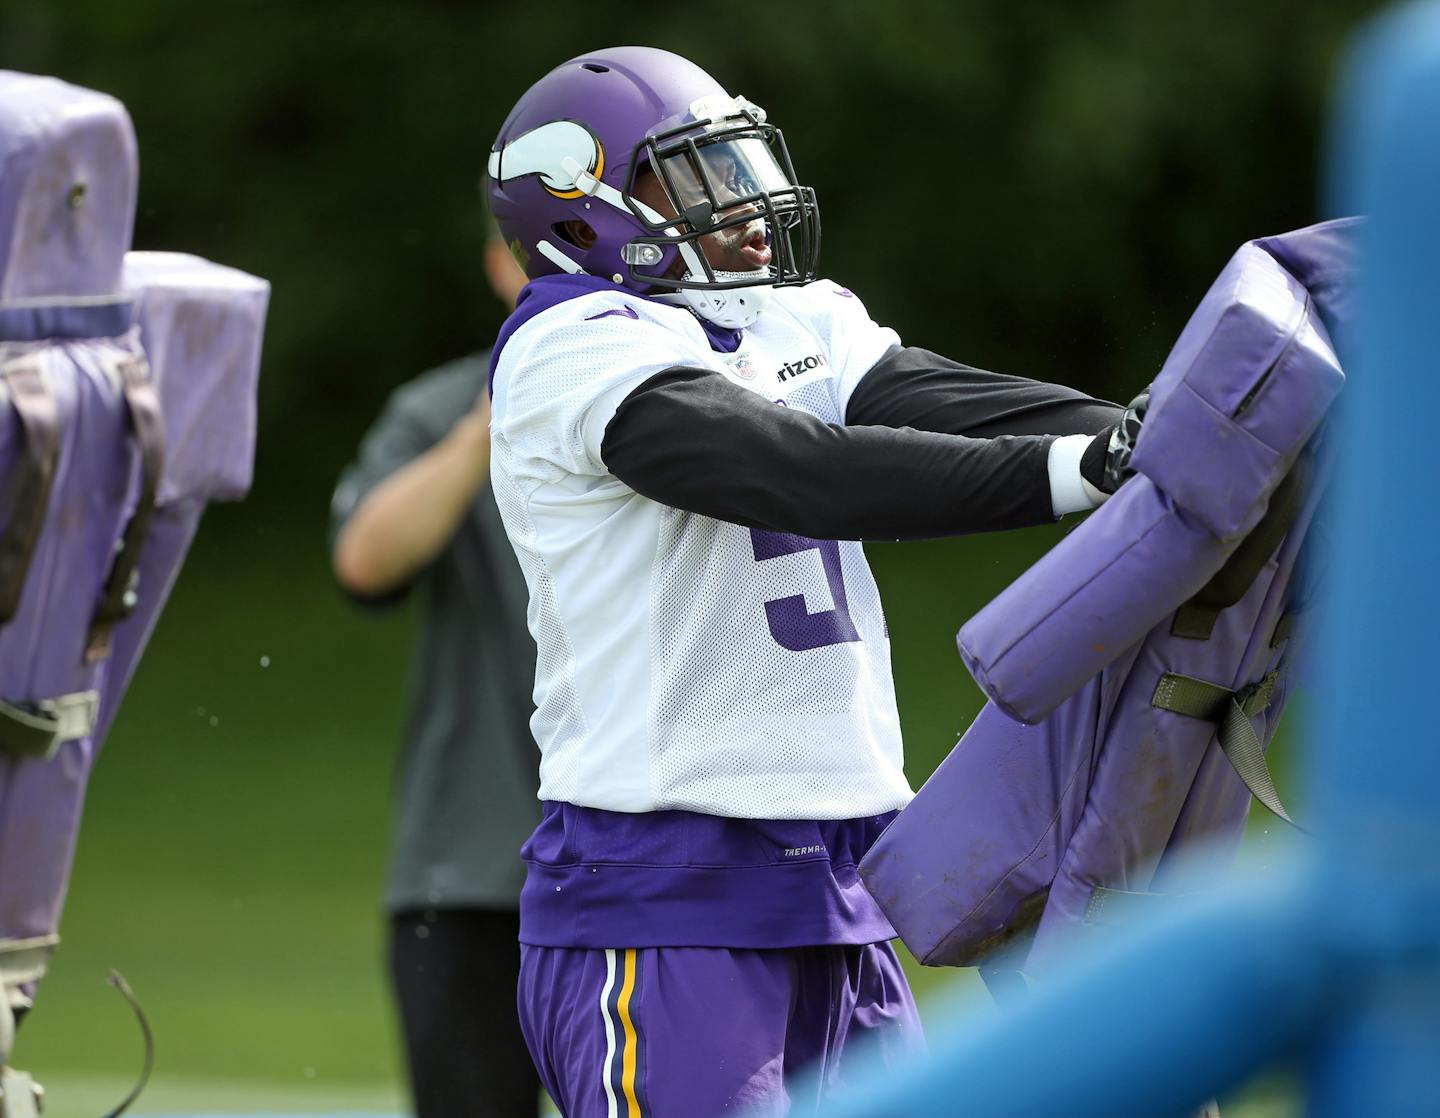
519, 802, 899, 949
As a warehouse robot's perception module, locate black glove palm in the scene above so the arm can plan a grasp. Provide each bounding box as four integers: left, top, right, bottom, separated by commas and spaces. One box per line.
1080, 390, 1149, 495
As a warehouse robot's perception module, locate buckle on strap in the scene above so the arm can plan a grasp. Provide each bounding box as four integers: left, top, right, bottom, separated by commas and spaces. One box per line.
1152, 668, 1299, 829
1, 938, 59, 1109
0, 691, 100, 759
0, 936, 59, 992
1236, 670, 1279, 717
1151, 669, 1278, 722
0, 1067, 43, 1118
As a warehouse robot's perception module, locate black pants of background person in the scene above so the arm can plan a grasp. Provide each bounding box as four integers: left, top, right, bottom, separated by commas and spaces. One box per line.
390, 908, 541, 1118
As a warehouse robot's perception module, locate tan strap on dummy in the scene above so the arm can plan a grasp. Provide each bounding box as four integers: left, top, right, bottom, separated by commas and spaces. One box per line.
0, 362, 60, 626
86, 356, 165, 662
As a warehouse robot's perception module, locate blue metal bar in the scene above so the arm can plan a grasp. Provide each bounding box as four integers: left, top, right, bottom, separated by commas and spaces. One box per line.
1306, 4, 1440, 1113
1314, 0, 1440, 890
821, 882, 1338, 1117
817, 5, 1440, 1115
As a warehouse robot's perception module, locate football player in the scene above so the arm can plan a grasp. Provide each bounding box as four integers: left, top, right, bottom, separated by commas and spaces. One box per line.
486, 45, 1136, 1115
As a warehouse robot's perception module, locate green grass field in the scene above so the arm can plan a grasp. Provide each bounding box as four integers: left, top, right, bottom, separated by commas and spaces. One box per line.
14, 506, 1309, 1116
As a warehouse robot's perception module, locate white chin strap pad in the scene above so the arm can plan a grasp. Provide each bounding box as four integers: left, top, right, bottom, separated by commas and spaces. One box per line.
669, 281, 774, 329
660, 250, 775, 329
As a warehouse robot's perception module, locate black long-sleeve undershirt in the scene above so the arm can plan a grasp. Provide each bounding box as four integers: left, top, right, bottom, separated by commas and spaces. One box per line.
846, 346, 1120, 438
598, 345, 1121, 542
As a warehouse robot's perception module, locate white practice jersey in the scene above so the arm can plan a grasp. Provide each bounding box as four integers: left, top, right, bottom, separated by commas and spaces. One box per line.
490, 279, 913, 819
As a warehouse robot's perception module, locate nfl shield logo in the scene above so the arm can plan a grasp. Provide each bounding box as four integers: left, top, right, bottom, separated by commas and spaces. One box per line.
730, 353, 757, 380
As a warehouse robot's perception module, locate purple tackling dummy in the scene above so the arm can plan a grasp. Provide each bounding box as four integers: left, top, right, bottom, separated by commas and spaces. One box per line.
860, 221, 1355, 978
0, 70, 267, 1111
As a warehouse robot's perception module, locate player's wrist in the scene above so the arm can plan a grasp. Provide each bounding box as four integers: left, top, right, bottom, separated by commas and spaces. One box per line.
1077, 430, 1111, 497
1079, 390, 1150, 498
1049, 433, 1105, 516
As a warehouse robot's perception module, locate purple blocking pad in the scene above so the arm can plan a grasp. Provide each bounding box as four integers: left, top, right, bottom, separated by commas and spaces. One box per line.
1025, 456, 1322, 975
862, 222, 1353, 973
1132, 247, 1339, 543
0, 69, 267, 1020
93, 252, 269, 736
960, 475, 1228, 725
122, 252, 267, 505
0, 266, 267, 978
859, 680, 1120, 967
0, 72, 138, 302
959, 225, 1347, 725
0, 320, 145, 958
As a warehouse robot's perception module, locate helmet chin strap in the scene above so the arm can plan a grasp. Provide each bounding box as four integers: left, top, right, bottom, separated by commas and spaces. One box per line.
557, 156, 775, 328
651, 239, 771, 329
658, 268, 774, 329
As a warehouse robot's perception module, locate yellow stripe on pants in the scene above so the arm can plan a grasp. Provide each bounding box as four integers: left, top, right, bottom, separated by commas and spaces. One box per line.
616, 948, 642, 1117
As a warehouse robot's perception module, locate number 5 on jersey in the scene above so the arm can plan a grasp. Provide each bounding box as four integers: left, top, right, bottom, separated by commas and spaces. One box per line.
749, 530, 861, 651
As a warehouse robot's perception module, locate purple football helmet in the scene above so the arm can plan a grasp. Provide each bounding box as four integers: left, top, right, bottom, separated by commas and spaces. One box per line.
486, 46, 820, 328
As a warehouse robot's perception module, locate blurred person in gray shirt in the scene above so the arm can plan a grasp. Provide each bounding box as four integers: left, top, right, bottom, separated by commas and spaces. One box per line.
330, 224, 539, 1118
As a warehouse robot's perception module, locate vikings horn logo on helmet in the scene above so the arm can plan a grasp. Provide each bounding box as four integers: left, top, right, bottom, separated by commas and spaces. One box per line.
486, 121, 604, 201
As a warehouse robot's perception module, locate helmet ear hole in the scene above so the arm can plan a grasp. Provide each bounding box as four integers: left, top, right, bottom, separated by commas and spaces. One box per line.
552, 220, 597, 250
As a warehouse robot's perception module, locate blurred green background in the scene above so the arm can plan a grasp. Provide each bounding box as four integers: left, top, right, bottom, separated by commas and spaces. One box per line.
0, 1, 1374, 1114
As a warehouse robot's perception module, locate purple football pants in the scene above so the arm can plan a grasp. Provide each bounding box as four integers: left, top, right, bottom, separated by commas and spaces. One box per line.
518, 942, 924, 1117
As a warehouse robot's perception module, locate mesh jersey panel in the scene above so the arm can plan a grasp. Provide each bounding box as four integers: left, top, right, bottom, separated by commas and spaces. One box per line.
489, 470, 586, 804
491, 283, 911, 819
